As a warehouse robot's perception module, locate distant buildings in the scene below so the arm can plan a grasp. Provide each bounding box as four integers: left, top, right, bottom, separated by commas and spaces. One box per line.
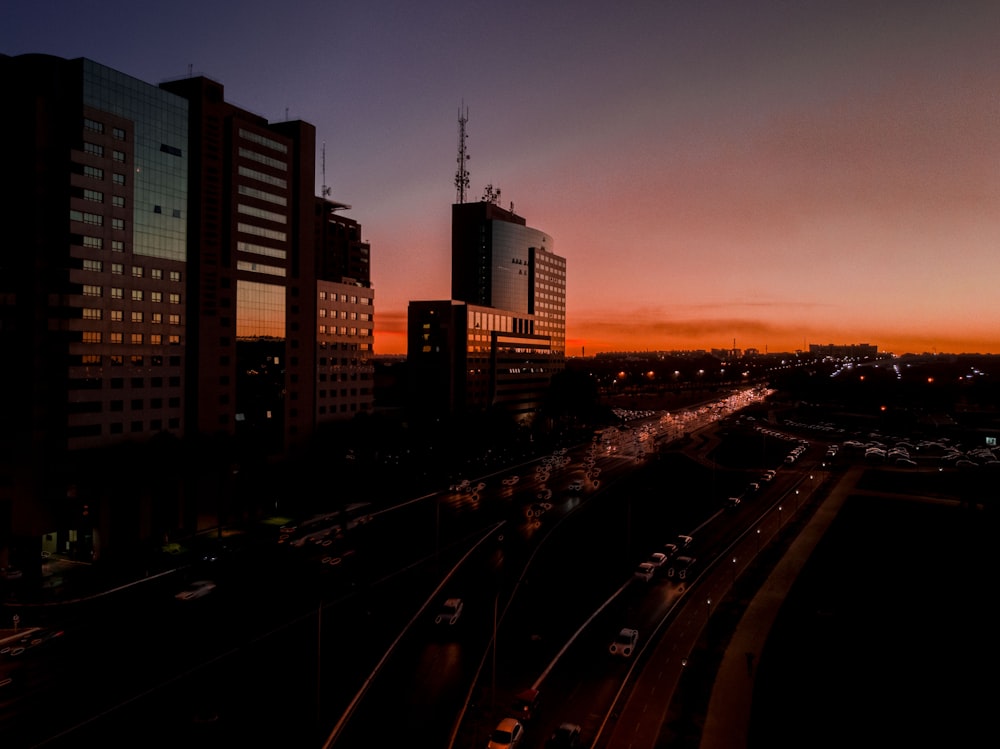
0, 53, 373, 569
809, 343, 879, 359
408, 199, 566, 421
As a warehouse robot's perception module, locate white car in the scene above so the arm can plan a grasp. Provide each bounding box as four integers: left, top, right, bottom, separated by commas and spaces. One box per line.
647, 552, 668, 569
634, 562, 655, 582
434, 598, 463, 625
175, 580, 216, 601
609, 627, 638, 657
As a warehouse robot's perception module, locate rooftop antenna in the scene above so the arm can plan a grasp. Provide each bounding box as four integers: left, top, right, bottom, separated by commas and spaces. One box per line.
455, 102, 470, 204
321, 142, 331, 197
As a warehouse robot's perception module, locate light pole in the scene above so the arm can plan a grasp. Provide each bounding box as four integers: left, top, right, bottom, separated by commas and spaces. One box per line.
706, 597, 712, 623
732, 557, 737, 586
778, 505, 783, 528
756, 527, 761, 555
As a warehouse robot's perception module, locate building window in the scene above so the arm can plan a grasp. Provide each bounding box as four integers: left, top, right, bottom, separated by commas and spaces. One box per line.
169, 314, 180, 325
150, 334, 162, 345
151, 291, 162, 303
131, 356, 143, 366
170, 271, 181, 282
82, 331, 102, 343
112, 127, 126, 140
131, 311, 143, 323
112, 218, 124, 231
132, 266, 143, 278
83, 236, 102, 249
111, 287, 123, 299
84, 118, 104, 133
169, 293, 181, 304
83, 188, 103, 203
131, 333, 143, 344
82, 259, 102, 272
113, 173, 125, 186
169, 335, 180, 345
112, 196, 125, 208
111, 240, 124, 252
110, 310, 123, 322
82, 308, 102, 320
83, 165, 103, 180
151, 269, 163, 280
111, 263, 123, 275
113, 150, 126, 163
83, 142, 103, 157
132, 290, 143, 302
82, 284, 102, 297
151, 312, 162, 324
110, 332, 123, 344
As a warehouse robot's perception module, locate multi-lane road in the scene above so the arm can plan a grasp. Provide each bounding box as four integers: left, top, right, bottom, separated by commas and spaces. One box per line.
2, 386, 798, 749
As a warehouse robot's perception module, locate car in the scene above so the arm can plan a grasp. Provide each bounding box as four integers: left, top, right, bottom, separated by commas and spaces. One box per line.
634, 562, 655, 582
502, 476, 520, 487
609, 627, 638, 657
567, 480, 584, 492
434, 598, 463, 625
536, 488, 553, 501
725, 496, 741, 508
748, 481, 761, 492
526, 502, 552, 518
174, 580, 216, 601
487, 717, 524, 749
512, 687, 540, 721
675, 534, 693, 548
667, 556, 696, 580
662, 542, 679, 559
546, 722, 581, 748
647, 551, 668, 568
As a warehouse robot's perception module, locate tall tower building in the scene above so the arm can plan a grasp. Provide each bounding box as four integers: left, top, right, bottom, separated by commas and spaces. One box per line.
1, 54, 190, 567
409, 197, 566, 421
160, 75, 318, 455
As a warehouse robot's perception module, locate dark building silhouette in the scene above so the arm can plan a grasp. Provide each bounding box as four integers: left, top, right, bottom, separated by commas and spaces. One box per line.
0, 53, 373, 571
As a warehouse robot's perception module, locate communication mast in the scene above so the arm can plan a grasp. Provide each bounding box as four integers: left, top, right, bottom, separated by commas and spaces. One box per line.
455, 102, 470, 204
321, 142, 331, 198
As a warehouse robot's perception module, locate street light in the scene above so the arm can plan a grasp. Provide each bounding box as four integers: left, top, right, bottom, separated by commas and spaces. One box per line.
778, 505, 783, 527
756, 527, 761, 555
706, 597, 712, 623
732, 557, 737, 585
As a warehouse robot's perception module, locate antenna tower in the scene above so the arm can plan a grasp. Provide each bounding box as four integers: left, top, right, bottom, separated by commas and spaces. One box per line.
455, 103, 470, 204
321, 142, 331, 197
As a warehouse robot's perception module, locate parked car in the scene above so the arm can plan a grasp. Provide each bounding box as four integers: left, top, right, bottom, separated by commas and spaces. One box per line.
609, 627, 638, 657
487, 718, 524, 749
434, 598, 464, 625
725, 496, 741, 508
675, 534, 693, 548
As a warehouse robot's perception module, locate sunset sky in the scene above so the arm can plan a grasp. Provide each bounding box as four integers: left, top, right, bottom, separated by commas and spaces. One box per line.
5, 1, 999, 356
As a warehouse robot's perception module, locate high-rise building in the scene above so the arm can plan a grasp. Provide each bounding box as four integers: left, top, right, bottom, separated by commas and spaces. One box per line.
1, 54, 191, 569
408, 199, 566, 421
0, 54, 375, 571
313, 198, 375, 423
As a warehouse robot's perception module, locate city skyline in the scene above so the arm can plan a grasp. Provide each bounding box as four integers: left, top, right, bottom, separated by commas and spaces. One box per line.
5, 0, 998, 356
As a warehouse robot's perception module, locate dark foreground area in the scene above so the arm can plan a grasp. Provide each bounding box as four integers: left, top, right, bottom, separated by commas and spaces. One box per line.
748, 490, 992, 748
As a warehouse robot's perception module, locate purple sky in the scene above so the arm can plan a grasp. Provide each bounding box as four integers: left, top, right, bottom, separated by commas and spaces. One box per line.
5, 0, 999, 355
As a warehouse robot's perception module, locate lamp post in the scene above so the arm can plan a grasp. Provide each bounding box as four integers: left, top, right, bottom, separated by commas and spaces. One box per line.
732, 557, 737, 586
756, 527, 761, 555
706, 597, 712, 623
778, 505, 783, 528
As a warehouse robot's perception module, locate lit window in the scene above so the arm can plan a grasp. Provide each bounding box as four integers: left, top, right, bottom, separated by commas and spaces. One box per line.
132, 290, 143, 302
82, 284, 102, 297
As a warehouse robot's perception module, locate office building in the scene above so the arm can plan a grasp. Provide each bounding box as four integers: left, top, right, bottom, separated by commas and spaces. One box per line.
1, 54, 190, 567
409, 199, 565, 421
0, 54, 375, 571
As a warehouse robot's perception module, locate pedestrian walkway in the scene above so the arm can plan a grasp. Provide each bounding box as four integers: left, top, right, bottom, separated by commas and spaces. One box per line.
696, 466, 860, 749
